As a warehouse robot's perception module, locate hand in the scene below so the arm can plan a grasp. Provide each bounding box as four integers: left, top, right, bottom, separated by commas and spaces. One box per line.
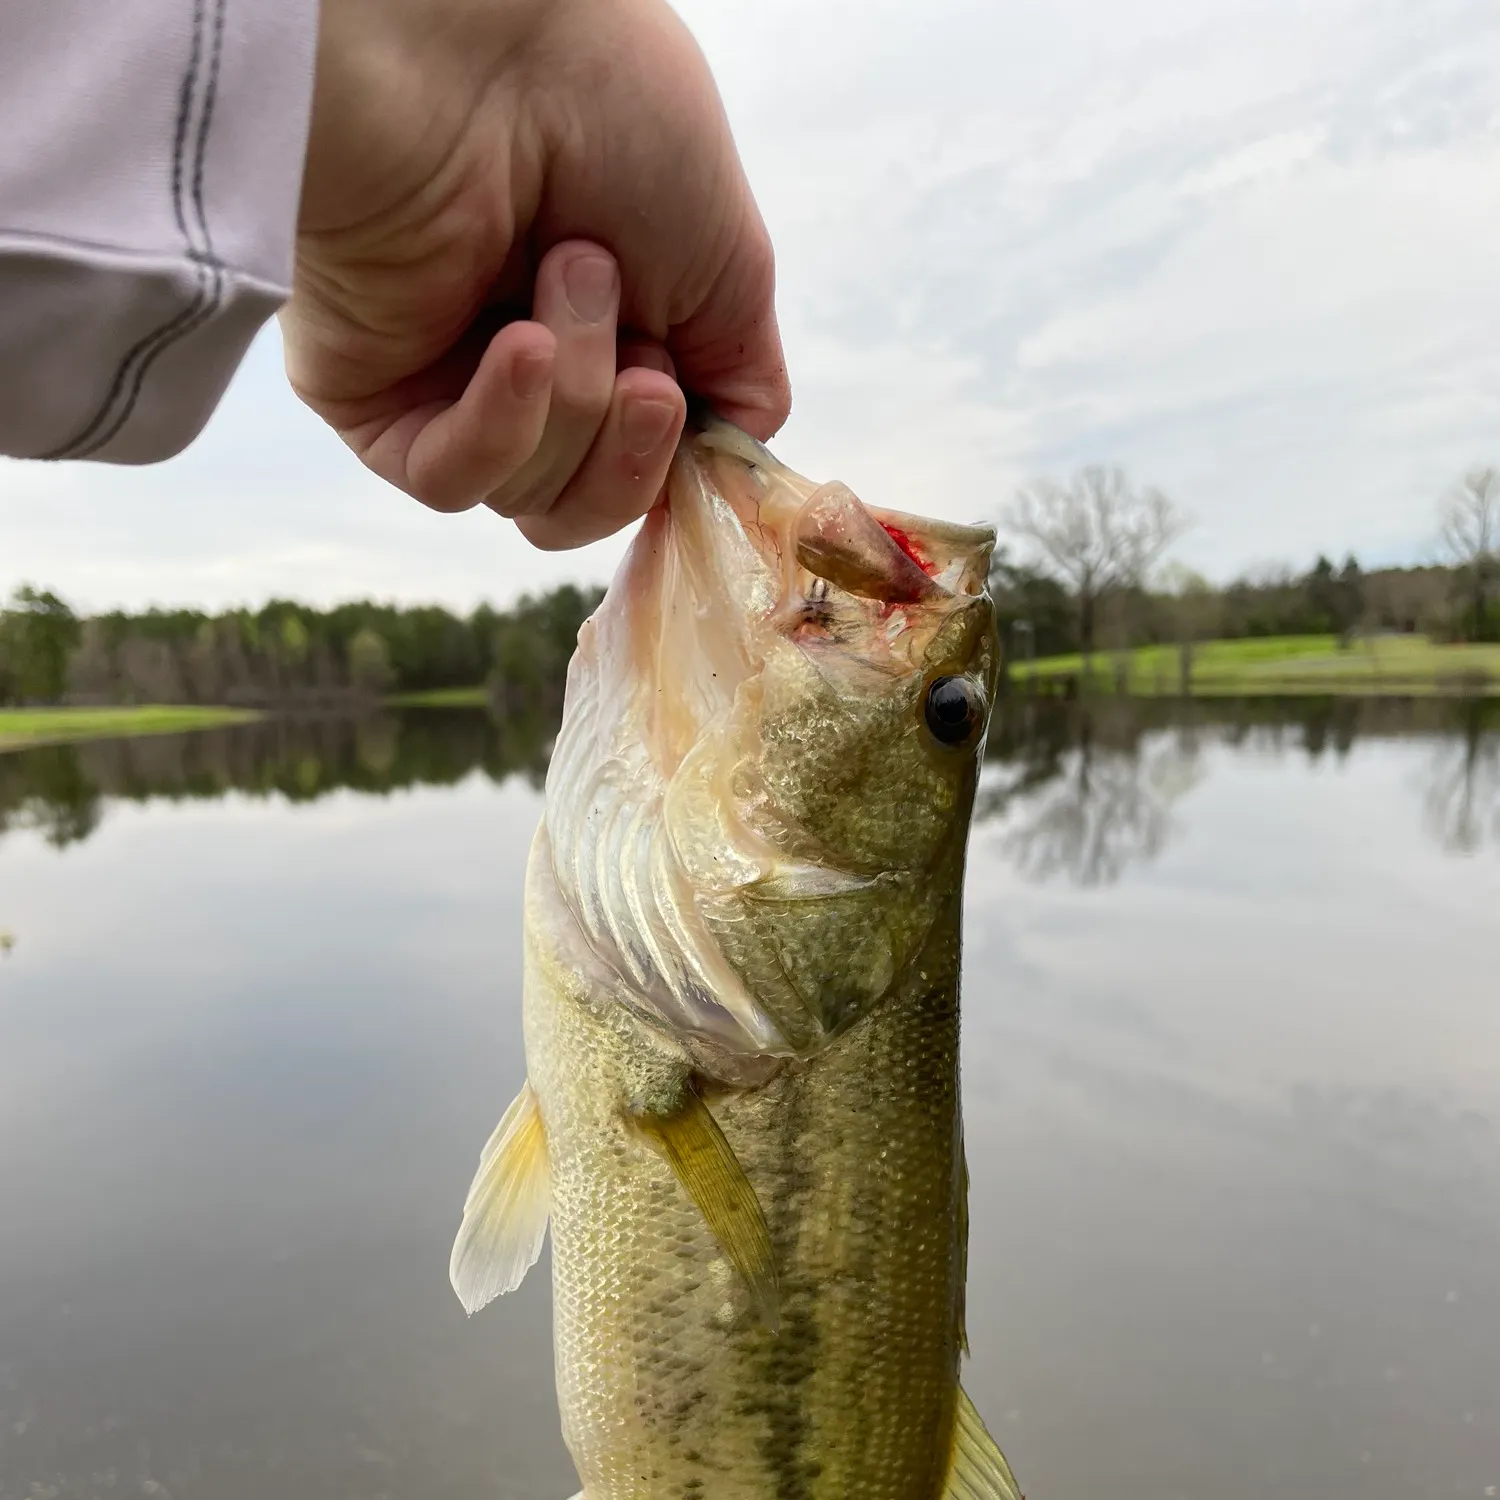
281, 0, 791, 550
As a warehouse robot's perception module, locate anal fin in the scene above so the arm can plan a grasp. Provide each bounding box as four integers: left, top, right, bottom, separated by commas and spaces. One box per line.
629, 1088, 780, 1331
942, 1386, 1026, 1500
450, 1079, 550, 1315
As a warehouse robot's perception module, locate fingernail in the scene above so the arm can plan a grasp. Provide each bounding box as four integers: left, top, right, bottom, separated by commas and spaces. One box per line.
564, 254, 618, 324
621, 397, 677, 456
512, 347, 552, 400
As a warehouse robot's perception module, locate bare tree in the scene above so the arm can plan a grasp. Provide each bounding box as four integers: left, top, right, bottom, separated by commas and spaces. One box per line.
1003, 465, 1185, 660
1438, 465, 1499, 641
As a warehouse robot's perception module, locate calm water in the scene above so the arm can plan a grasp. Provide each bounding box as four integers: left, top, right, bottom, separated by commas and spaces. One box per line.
1, 700, 1497, 1500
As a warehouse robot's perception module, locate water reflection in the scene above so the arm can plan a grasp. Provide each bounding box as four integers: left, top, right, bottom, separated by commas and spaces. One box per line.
979, 696, 1500, 883
4, 700, 1498, 1500
0, 706, 557, 851
1421, 700, 1500, 855
2, 698, 1498, 876
978, 702, 1204, 887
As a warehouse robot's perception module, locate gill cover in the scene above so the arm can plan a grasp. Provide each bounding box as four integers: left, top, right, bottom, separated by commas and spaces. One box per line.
541, 421, 996, 1074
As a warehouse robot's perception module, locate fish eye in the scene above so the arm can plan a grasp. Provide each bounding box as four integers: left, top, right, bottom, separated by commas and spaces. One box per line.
923, 675, 983, 748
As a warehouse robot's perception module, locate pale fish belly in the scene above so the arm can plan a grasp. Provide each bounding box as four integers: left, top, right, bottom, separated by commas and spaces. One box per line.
523, 901, 967, 1500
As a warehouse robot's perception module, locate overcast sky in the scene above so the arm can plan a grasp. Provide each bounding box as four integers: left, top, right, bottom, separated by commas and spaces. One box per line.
4, 0, 1498, 614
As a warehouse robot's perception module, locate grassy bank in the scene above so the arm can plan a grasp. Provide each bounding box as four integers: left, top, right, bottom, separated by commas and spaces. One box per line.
383, 687, 489, 708
1008, 634, 1500, 696
0, 705, 260, 752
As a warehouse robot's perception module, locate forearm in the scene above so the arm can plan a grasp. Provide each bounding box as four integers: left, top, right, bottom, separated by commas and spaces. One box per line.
0, 0, 318, 463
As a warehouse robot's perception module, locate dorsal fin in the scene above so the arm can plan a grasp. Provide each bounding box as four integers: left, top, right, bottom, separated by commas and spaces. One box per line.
942, 1387, 1026, 1500
449, 1080, 550, 1315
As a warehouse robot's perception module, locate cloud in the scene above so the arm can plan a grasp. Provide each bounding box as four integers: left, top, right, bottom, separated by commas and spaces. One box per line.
3, 0, 1498, 609
734, 0, 1500, 577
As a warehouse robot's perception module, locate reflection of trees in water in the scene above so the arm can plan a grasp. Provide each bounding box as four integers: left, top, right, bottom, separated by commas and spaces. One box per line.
5, 693, 1498, 865
0, 744, 103, 848
0, 705, 559, 851
981, 694, 1500, 882
1420, 700, 1500, 854
977, 700, 1203, 886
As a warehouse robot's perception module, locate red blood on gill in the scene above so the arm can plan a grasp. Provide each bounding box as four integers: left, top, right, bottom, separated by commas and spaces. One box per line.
880, 523, 937, 576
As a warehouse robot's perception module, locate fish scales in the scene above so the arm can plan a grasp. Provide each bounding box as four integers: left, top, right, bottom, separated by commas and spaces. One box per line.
528, 870, 966, 1499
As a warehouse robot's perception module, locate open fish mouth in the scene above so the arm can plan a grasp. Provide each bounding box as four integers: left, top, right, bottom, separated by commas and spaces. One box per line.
540, 420, 997, 1075
693, 419, 993, 608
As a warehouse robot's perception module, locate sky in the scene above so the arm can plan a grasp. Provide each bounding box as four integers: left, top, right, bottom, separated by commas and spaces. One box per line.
3, 0, 1499, 614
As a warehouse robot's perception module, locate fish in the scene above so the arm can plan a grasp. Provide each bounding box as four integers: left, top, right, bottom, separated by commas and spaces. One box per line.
450, 419, 1022, 1500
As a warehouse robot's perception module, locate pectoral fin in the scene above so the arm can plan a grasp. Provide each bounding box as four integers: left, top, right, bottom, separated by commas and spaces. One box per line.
942, 1387, 1025, 1500
449, 1080, 550, 1316
629, 1089, 780, 1330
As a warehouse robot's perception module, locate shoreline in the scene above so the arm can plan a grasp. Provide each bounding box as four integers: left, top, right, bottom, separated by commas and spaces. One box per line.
1007, 634, 1500, 698
0, 705, 262, 753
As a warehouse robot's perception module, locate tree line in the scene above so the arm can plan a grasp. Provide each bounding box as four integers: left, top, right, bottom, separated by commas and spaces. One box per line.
0, 583, 604, 709
994, 463, 1500, 659
5, 459, 1495, 705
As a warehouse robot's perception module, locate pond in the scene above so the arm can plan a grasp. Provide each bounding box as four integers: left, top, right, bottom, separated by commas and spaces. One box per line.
1, 699, 1497, 1500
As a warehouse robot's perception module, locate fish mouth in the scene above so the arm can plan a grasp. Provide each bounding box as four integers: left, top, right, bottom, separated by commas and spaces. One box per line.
622, 417, 996, 779
540, 421, 996, 1073
691, 418, 994, 625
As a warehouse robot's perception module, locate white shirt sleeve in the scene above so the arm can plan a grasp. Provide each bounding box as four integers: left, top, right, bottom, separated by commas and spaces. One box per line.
0, 0, 318, 464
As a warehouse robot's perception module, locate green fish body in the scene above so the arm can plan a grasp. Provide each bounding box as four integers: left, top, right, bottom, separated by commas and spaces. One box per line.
452, 424, 1023, 1500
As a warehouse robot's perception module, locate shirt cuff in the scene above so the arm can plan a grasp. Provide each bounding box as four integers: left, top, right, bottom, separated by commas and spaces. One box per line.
0, 0, 320, 462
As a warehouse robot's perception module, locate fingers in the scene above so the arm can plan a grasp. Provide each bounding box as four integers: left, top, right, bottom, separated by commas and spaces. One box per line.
362, 240, 633, 520
394, 322, 557, 514
334, 242, 692, 547
515, 364, 685, 550
485, 244, 623, 519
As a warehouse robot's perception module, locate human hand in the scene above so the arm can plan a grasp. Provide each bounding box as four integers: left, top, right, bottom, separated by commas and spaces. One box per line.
281, 0, 790, 550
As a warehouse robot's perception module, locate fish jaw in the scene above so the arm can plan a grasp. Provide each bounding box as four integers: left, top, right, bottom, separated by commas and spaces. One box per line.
542, 422, 998, 1072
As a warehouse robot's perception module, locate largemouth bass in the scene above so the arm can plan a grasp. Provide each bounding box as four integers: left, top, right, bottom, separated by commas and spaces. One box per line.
451, 421, 1022, 1500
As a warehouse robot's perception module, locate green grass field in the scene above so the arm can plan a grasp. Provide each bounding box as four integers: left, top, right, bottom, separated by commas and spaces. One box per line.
382, 687, 490, 708
0, 705, 260, 752
1008, 634, 1500, 696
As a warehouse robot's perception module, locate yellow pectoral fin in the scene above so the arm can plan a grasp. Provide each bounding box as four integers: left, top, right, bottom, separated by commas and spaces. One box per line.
629, 1089, 780, 1331
942, 1387, 1026, 1500
449, 1079, 550, 1316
